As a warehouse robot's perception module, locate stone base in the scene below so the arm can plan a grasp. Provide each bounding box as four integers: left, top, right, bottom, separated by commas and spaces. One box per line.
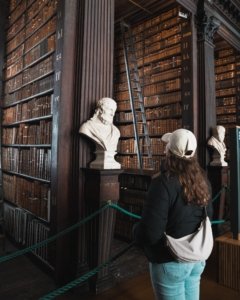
90, 150, 121, 169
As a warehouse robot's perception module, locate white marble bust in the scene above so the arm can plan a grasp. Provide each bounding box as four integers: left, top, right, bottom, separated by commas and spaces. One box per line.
79, 97, 121, 169
208, 125, 228, 167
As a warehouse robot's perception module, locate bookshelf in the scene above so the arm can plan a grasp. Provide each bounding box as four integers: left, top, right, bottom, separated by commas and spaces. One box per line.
114, 5, 193, 171
113, 4, 194, 241
214, 36, 240, 160
1, 0, 57, 269
0, 1, 82, 283
115, 170, 155, 241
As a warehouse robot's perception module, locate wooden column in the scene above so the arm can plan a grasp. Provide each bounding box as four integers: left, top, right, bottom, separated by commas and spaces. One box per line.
196, 0, 220, 168
84, 169, 123, 293
50, 0, 79, 284
74, 0, 115, 280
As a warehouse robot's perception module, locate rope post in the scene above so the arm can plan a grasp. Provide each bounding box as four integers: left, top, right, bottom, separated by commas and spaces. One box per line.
83, 168, 123, 294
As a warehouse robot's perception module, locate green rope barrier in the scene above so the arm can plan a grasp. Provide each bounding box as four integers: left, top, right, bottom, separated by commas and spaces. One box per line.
39, 241, 135, 300
211, 220, 225, 225
212, 186, 226, 202
0, 185, 228, 264
0, 203, 110, 264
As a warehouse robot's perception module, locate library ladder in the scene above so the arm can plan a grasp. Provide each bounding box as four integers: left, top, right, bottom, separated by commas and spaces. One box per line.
120, 21, 154, 170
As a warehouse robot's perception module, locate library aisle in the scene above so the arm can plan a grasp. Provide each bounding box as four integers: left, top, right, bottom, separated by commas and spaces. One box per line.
0, 238, 239, 300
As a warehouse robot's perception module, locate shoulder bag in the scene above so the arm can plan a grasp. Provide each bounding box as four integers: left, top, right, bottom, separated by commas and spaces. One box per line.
165, 207, 213, 262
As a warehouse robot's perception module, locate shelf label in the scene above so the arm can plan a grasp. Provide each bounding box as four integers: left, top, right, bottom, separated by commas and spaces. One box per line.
55, 71, 61, 81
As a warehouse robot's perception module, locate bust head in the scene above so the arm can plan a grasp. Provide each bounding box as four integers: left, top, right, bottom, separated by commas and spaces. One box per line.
215, 125, 225, 143
95, 97, 117, 126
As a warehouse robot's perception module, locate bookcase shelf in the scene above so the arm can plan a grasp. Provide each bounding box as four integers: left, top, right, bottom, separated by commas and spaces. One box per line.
0, 0, 60, 270
214, 35, 240, 161
114, 170, 155, 241
114, 4, 193, 171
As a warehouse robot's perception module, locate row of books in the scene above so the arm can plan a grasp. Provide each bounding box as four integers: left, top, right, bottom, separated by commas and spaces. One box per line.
7, 0, 57, 40
217, 114, 236, 124
2, 95, 52, 123
116, 55, 181, 76
115, 67, 181, 93
2, 147, 51, 180
25, 0, 57, 38
6, 25, 25, 55
3, 74, 54, 106
116, 102, 181, 122
130, 22, 181, 46
216, 105, 236, 115
27, 218, 50, 263
3, 173, 50, 220
116, 92, 181, 111
4, 203, 50, 263
7, 9, 25, 41
8, 0, 26, 27
216, 96, 236, 106
9, 0, 22, 13
5, 35, 55, 80
215, 78, 235, 90
119, 173, 153, 190
216, 48, 235, 59
215, 63, 235, 74
118, 137, 166, 155
115, 78, 181, 101
215, 55, 235, 67
118, 119, 181, 136
5, 44, 24, 68
7, 15, 56, 58
25, 16, 56, 53
5, 55, 54, 94
115, 197, 145, 240
117, 155, 162, 171
215, 71, 235, 82
215, 87, 236, 97
2, 120, 52, 145
4, 203, 29, 244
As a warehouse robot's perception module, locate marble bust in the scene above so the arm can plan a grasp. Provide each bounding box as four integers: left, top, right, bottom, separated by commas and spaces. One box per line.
208, 125, 228, 167
79, 97, 121, 169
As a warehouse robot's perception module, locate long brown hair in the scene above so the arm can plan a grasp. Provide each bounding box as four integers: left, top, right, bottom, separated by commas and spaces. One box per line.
165, 152, 211, 206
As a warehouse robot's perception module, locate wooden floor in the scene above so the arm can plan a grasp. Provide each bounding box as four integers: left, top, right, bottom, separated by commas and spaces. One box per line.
0, 238, 239, 300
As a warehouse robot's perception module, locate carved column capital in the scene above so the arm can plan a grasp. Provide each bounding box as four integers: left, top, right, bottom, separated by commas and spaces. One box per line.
197, 14, 220, 43
196, 0, 220, 43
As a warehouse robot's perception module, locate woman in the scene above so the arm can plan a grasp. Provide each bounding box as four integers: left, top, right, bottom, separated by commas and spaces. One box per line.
133, 128, 213, 300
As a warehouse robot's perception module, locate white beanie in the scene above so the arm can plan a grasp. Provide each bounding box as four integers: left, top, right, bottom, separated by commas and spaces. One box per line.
162, 129, 197, 159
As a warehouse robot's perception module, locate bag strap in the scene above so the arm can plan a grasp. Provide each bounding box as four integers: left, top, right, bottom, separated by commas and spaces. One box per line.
203, 206, 208, 218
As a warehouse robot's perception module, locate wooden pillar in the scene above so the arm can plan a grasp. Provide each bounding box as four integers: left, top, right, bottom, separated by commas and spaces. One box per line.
74, 0, 115, 279
84, 169, 123, 293
50, 0, 79, 284
196, 0, 220, 168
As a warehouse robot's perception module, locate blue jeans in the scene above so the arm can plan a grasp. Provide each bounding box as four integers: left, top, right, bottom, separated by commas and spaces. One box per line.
149, 261, 206, 300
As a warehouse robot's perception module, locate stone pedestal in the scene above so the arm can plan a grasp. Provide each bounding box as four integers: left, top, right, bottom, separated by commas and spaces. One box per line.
207, 166, 230, 236
90, 150, 121, 169
84, 168, 123, 294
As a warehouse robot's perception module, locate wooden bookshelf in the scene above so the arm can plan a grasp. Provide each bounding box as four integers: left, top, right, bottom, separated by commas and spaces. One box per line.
115, 170, 156, 241
0, 0, 57, 269
114, 4, 193, 171
214, 36, 240, 161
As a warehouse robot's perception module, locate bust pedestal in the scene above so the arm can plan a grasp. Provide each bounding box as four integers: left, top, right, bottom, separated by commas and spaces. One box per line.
84, 168, 123, 294
90, 150, 121, 169
207, 166, 230, 236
